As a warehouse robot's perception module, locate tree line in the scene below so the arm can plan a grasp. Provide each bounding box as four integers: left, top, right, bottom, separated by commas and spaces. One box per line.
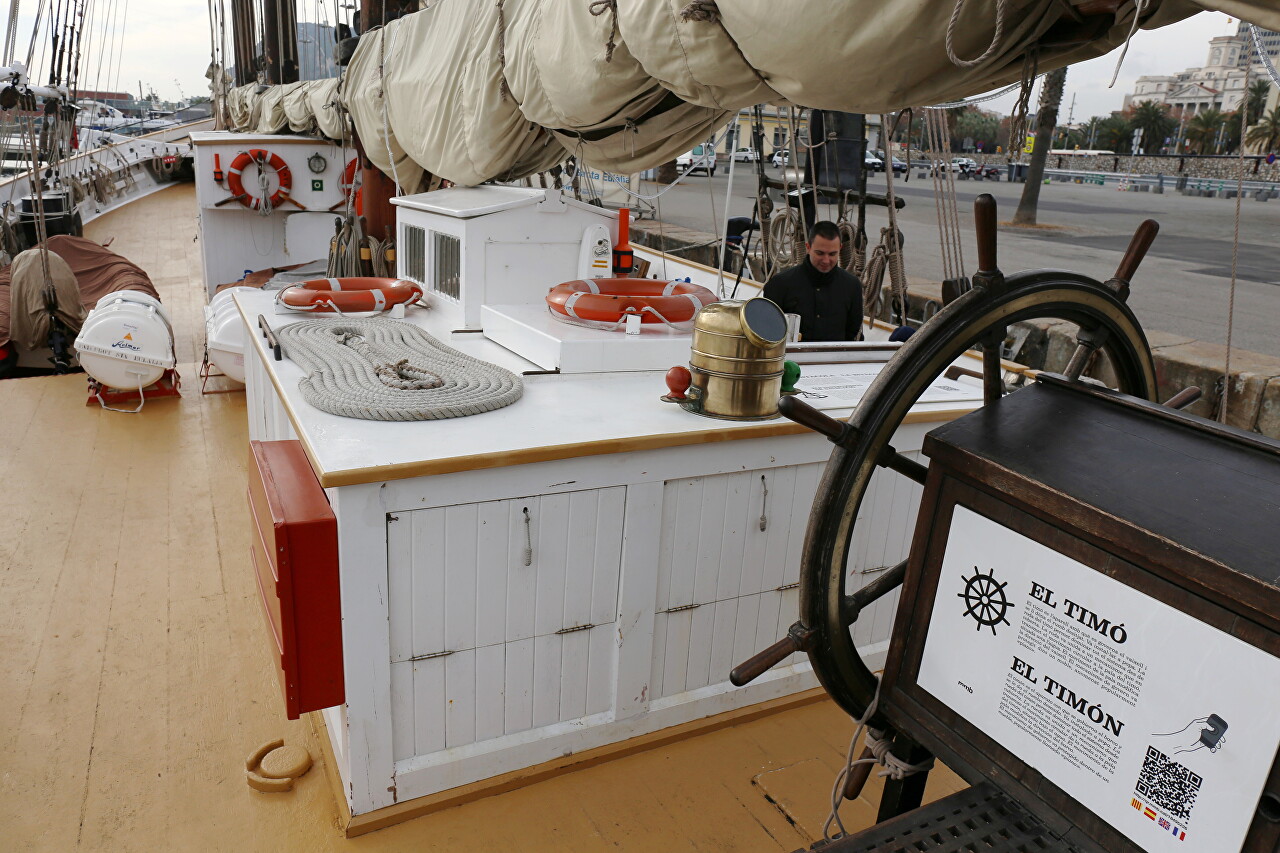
891, 79, 1280, 157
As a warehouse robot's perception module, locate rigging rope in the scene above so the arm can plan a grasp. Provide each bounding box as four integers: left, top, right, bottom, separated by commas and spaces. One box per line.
3, 0, 19, 65
1221, 67, 1249, 424
1250, 23, 1280, 88
944, 0, 1007, 69
821, 678, 934, 841
925, 108, 966, 282
1107, 0, 1149, 88
878, 114, 908, 324
275, 317, 524, 421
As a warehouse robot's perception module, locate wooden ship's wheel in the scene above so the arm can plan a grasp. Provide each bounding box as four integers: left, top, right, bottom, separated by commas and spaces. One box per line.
732, 192, 1163, 731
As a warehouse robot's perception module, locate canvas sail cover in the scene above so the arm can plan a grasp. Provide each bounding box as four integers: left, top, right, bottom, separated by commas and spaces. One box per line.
226, 80, 348, 141
275, 0, 1280, 184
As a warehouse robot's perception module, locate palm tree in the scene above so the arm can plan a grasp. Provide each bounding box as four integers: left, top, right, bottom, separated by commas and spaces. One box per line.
1246, 106, 1280, 152
1186, 108, 1225, 154
1246, 79, 1271, 125
1128, 100, 1175, 153
1095, 115, 1132, 153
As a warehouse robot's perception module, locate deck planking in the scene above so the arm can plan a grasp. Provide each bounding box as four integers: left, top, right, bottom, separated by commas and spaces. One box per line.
0, 181, 965, 851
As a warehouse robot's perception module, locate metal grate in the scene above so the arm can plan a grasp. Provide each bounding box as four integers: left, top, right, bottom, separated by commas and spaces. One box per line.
430, 231, 461, 301
401, 224, 426, 283
805, 783, 1086, 853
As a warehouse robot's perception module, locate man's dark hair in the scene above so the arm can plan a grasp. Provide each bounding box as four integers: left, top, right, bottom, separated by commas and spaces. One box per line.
807, 220, 841, 243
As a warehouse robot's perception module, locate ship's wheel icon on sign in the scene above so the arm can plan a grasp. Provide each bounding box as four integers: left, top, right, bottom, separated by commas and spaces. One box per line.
957, 566, 1015, 635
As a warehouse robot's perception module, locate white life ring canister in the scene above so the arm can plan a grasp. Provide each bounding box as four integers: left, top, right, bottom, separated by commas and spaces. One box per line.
277, 277, 424, 313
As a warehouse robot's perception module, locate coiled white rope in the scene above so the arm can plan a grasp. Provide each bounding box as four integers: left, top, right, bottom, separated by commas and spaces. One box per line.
277, 317, 523, 421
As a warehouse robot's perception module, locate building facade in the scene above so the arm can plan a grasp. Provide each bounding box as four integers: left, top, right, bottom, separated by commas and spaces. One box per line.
1123, 34, 1262, 116
1236, 22, 1280, 68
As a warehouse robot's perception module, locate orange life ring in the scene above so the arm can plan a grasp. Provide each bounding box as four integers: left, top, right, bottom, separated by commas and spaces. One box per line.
226, 148, 293, 211
545, 278, 718, 328
278, 277, 424, 313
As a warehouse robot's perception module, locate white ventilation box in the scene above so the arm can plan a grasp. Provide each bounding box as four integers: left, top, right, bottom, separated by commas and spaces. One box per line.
393, 186, 623, 329
393, 186, 696, 373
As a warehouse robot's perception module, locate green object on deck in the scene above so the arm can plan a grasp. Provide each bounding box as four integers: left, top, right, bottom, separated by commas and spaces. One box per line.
781, 360, 801, 393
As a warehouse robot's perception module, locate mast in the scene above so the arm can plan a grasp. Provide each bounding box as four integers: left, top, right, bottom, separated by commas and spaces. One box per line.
261, 1, 298, 85
230, 0, 257, 87
355, 0, 418, 240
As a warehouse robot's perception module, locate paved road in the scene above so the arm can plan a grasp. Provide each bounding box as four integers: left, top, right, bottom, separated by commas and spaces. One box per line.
643, 163, 1280, 357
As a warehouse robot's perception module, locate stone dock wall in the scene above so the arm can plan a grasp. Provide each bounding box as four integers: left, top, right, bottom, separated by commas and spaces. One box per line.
972, 152, 1280, 183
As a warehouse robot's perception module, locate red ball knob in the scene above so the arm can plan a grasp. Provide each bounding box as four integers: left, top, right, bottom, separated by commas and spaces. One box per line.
665, 365, 691, 400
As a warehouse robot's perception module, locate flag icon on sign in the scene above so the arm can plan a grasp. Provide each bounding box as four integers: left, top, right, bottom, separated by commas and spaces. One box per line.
1144, 807, 1157, 820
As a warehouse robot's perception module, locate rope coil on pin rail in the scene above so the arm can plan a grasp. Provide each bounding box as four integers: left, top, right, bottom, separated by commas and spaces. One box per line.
275, 317, 523, 421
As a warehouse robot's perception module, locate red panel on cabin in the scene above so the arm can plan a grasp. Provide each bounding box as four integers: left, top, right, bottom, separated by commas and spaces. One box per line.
247, 440, 343, 720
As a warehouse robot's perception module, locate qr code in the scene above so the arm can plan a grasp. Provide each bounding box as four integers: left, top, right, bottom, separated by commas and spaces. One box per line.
1135, 746, 1202, 823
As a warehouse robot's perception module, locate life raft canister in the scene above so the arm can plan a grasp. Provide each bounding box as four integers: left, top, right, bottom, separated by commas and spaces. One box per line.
226, 148, 293, 211
545, 278, 719, 328
278, 277, 425, 313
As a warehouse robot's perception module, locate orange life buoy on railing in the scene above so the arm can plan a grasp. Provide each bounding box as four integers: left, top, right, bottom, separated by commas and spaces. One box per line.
545, 278, 719, 329
226, 148, 293, 211
277, 277, 424, 313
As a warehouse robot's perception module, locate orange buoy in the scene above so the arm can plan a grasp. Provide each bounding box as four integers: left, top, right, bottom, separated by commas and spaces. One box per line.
277, 277, 424, 313
545, 278, 718, 329
226, 148, 293, 211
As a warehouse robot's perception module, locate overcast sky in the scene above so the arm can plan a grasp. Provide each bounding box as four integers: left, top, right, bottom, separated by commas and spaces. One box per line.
19, 4, 1244, 117
984, 11, 1240, 120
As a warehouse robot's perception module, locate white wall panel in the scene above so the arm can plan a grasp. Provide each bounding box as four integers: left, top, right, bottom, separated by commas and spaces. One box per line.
388, 486, 625, 760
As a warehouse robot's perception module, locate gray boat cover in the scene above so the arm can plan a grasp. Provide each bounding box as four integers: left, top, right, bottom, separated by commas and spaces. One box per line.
228, 0, 1280, 185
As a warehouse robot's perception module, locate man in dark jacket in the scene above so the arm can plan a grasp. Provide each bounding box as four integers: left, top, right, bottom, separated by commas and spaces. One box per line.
762, 221, 863, 342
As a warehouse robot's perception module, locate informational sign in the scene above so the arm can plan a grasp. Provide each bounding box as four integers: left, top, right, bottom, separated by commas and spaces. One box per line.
793, 363, 982, 411
1023, 134, 1035, 155
917, 508, 1280, 853
576, 165, 636, 207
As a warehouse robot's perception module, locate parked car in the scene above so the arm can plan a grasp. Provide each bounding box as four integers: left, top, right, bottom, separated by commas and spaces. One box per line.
676, 144, 717, 176
864, 152, 884, 172
731, 147, 760, 162
889, 156, 908, 175
771, 150, 790, 167
951, 157, 978, 171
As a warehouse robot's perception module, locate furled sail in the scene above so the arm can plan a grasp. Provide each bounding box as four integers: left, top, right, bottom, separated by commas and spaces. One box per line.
237, 0, 1280, 185
227, 78, 348, 141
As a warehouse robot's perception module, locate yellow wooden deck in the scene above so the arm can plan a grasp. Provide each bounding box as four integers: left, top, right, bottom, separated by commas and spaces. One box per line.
0, 183, 965, 851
